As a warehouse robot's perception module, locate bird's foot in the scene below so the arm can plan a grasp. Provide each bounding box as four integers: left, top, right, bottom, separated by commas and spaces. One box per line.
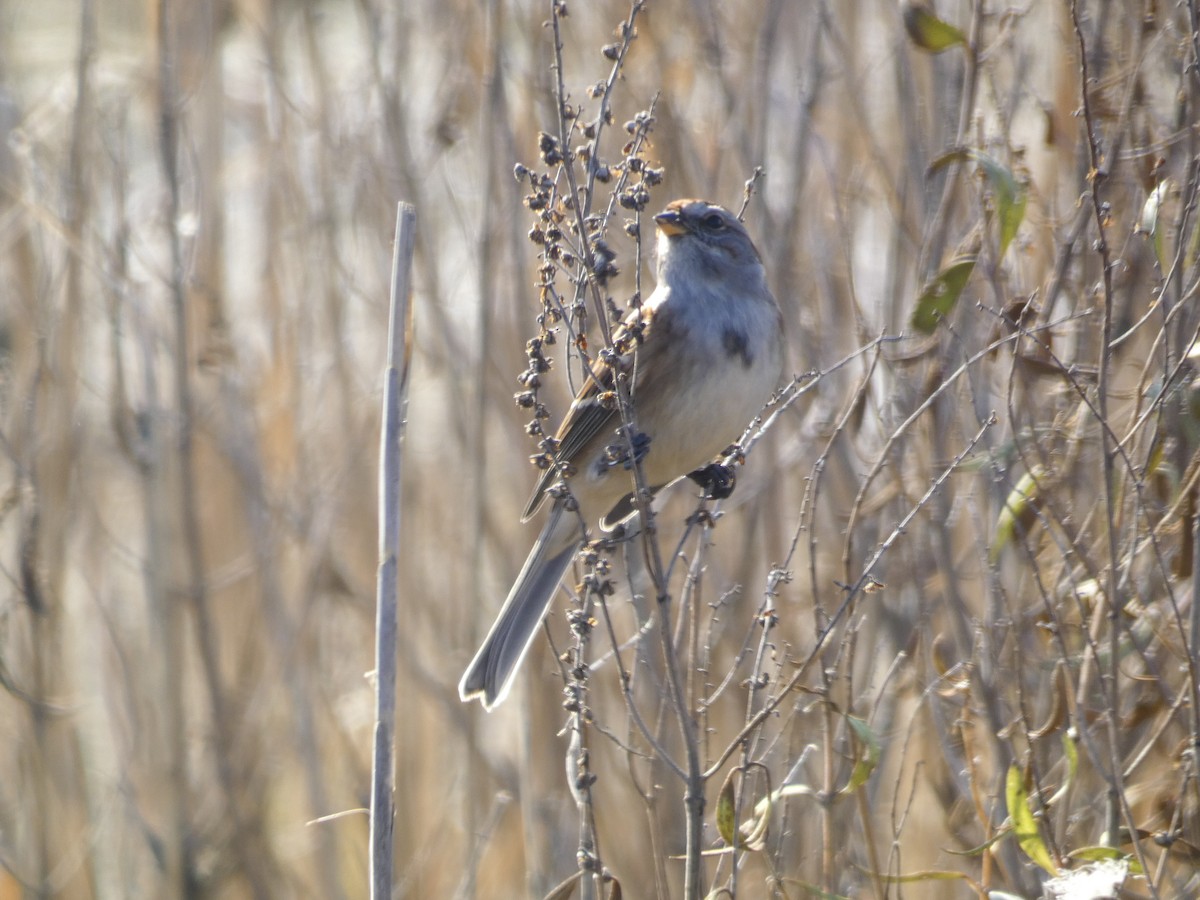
688, 462, 736, 500
605, 430, 652, 471
623, 431, 652, 469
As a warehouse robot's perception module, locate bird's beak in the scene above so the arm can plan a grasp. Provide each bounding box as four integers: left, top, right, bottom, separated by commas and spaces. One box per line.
654, 208, 688, 236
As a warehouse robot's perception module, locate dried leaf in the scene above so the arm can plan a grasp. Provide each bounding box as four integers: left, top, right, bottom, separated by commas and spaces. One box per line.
1138, 180, 1172, 272
739, 783, 817, 852
739, 790, 772, 851
543, 871, 582, 900
1029, 663, 1066, 739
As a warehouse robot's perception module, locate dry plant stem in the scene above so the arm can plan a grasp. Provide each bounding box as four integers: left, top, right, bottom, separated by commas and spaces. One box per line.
357, 1, 466, 439
568, 719, 604, 900
300, 5, 359, 453
546, 3, 706, 894
853, 744, 886, 899
819, 670, 835, 891
707, 414, 997, 782
1181, 0, 1200, 804
19, 0, 94, 886
653, 551, 706, 899
838, 319, 1071, 585
1194, 424, 1200, 876
549, 0, 646, 343
121, 216, 189, 897
805, 360, 879, 897
156, 5, 270, 897
992, 310, 1158, 871
918, 0, 983, 281
728, 556, 781, 892
1070, 0, 1129, 852
994, 308, 1185, 616
566, 589, 605, 890
547, 2, 637, 890
594, 589, 687, 778
470, 0, 501, 636
816, 9, 915, 249
370, 203, 416, 899
463, 3, 502, 893
29, 1, 96, 892
682, 522, 705, 733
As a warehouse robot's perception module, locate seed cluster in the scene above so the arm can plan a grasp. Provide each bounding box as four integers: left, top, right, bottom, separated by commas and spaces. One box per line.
511, 93, 660, 479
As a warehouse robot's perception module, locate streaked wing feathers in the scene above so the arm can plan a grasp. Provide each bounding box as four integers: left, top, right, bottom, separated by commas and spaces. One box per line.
520, 309, 662, 521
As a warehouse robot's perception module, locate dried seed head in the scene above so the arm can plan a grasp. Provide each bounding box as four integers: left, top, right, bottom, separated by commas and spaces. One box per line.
538, 131, 563, 166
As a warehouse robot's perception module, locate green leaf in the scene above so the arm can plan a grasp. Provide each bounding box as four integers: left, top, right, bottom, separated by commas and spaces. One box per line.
989, 466, 1045, 563
1068, 846, 1143, 875
1006, 765, 1058, 875
1062, 729, 1078, 783
783, 882, 850, 900
929, 149, 1029, 256
840, 715, 881, 794
944, 830, 1008, 857
876, 869, 977, 885
849, 860, 983, 893
715, 771, 736, 847
902, 3, 967, 53
1045, 727, 1078, 808
978, 156, 1028, 256
911, 256, 977, 333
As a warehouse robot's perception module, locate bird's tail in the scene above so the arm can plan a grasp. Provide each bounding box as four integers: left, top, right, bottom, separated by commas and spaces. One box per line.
459, 504, 579, 710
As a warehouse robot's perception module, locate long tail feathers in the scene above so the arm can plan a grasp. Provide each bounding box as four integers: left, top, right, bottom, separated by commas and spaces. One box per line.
459, 505, 579, 710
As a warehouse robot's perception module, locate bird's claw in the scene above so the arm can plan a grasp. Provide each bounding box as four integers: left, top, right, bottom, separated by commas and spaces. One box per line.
607, 430, 652, 470
688, 462, 736, 500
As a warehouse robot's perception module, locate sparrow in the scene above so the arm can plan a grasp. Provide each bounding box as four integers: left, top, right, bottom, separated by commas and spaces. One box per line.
459, 198, 785, 709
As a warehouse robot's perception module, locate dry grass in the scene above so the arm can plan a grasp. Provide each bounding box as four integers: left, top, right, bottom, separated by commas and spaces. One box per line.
1, 0, 1199, 897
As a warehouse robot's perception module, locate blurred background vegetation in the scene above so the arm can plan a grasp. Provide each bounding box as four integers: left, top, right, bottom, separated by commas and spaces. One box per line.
2, 0, 1199, 897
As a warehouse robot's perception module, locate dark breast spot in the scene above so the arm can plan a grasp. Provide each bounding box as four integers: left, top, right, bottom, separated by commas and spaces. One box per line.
722, 327, 754, 368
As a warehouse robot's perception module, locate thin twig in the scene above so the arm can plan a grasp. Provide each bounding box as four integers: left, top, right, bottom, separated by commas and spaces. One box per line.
1070, 0, 1127, 854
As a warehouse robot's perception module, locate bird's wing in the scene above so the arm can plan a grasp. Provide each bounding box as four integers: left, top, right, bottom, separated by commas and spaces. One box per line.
521, 304, 674, 521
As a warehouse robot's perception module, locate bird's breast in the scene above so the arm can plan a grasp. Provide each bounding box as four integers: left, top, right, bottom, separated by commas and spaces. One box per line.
634, 310, 782, 487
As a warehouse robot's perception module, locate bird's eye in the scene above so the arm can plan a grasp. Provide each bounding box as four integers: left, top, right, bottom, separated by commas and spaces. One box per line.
702, 213, 726, 230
